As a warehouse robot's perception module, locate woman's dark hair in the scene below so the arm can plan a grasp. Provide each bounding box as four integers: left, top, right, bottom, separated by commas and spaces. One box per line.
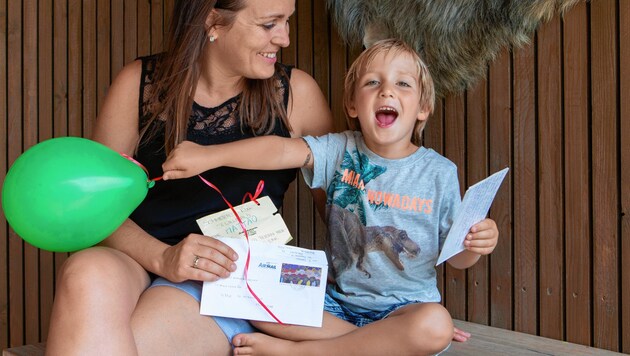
140, 0, 291, 153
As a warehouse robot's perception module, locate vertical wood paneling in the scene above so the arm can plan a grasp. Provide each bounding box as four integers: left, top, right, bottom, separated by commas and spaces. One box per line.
563, 1, 593, 347
488, 49, 512, 330
111, 0, 124, 78
68, 0, 82, 137
150, 0, 164, 54
137, 0, 150, 57
164, 0, 173, 36
96, 0, 110, 115
328, 23, 347, 133
621, 1, 630, 353
0, 0, 6, 348
591, 0, 619, 350
512, 38, 537, 335
425, 101, 445, 299
466, 79, 490, 326
83, 0, 96, 139
124, 0, 137, 65
0, 1, 628, 352
537, 16, 565, 341
53, 0, 68, 137
7, 0, 23, 348
37, 0, 54, 342
444, 94, 467, 320
23, 0, 38, 344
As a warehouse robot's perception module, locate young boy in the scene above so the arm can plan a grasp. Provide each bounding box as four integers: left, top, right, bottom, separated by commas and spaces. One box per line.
163, 39, 499, 356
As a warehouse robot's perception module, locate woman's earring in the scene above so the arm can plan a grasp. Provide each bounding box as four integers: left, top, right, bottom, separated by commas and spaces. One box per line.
209, 35, 216, 43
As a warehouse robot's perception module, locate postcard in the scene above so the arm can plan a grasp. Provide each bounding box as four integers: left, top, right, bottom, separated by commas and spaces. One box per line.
436, 167, 509, 265
200, 236, 328, 327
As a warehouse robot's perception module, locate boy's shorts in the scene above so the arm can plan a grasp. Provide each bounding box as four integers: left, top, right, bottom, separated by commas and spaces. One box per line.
149, 277, 256, 345
323, 293, 416, 327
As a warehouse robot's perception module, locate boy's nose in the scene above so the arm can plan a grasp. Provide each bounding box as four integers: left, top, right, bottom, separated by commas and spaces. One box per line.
379, 88, 394, 97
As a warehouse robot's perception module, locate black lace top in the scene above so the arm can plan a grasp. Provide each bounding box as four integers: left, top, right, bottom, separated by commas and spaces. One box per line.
130, 54, 297, 245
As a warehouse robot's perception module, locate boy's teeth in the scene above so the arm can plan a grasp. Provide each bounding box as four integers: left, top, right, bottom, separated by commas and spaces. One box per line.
377, 106, 398, 113
261, 52, 276, 58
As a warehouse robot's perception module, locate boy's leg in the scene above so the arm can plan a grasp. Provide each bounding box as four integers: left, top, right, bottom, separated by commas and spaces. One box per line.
233, 302, 453, 356
250, 311, 357, 341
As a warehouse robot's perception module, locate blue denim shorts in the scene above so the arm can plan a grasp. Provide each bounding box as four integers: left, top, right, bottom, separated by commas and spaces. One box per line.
149, 277, 256, 344
323, 293, 417, 327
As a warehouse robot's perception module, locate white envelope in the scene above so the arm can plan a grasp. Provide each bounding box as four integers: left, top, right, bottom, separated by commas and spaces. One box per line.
200, 237, 328, 327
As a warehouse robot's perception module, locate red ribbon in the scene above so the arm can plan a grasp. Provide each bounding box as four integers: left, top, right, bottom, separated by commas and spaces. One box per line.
120, 153, 163, 183
197, 175, 283, 324
242, 180, 265, 205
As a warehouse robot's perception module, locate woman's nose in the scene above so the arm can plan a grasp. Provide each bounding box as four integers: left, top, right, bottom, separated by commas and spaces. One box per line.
273, 22, 290, 48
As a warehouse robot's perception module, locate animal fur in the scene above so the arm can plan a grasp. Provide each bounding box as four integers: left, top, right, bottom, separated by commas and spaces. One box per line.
328, 0, 583, 96
327, 205, 420, 278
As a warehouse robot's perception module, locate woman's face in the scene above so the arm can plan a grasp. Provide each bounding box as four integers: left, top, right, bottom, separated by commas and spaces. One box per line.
211, 0, 294, 79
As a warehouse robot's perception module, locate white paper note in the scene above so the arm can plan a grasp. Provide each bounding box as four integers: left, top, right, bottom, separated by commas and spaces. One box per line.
436, 167, 509, 265
200, 237, 328, 327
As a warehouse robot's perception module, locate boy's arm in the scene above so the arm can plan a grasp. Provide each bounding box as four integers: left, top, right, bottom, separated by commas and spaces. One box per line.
446, 218, 499, 270
162, 136, 313, 180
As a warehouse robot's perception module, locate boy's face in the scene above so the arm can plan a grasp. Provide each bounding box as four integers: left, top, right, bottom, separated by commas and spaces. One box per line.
346, 50, 429, 159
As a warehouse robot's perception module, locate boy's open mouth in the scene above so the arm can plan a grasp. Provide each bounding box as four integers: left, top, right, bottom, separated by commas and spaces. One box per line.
375, 106, 399, 127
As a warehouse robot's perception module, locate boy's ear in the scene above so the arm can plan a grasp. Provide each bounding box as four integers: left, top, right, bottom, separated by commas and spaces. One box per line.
346, 100, 359, 118
416, 108, 430, 122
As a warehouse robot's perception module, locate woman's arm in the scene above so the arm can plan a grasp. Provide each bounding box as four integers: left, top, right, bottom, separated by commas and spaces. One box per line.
286, 68, 335, 219
92, 60, 237, 282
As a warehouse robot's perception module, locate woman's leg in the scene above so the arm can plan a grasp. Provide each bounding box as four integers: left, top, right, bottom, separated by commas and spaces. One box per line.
233, 302, 453, 356
131, 285, 234, 356
46, 247, 151, 355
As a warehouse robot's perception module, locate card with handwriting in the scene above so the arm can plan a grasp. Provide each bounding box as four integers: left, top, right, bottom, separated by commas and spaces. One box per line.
196, 196, 292, 244
436, 168, 509, 265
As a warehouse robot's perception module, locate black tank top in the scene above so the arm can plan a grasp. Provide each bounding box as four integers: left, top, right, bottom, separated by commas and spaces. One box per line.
130, 54, 297, 246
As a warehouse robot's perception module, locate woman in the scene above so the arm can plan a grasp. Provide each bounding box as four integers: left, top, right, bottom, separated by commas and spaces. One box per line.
45, 0, 333, 354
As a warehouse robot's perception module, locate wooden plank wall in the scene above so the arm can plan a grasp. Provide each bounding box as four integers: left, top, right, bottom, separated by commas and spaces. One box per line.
0, 0, 627, 353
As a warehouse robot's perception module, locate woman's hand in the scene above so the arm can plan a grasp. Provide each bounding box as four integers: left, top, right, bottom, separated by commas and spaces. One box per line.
159, 233, 238, 283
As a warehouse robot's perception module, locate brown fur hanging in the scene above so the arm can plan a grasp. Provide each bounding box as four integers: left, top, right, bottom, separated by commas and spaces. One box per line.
328, 0, 583, 97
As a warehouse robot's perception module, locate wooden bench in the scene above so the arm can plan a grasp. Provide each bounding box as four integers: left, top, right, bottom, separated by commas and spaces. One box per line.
449, 320, 622, 355
3, 320, 623, 355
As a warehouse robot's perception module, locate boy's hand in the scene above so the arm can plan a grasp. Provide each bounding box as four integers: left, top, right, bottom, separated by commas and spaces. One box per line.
162, 141, 214, 180
463, 218, 498, 255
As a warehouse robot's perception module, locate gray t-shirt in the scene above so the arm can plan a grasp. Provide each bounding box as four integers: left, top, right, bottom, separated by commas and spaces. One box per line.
303, 131, 461, 313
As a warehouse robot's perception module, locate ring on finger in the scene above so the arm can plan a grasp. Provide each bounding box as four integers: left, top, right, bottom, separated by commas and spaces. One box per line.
192, 255, 200, 269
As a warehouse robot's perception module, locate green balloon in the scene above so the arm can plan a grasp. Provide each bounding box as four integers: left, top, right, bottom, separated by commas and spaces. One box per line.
1, 137, 151, 252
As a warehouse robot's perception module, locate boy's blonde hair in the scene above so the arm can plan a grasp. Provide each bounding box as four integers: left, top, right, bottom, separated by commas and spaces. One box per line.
343, 39, 435, 146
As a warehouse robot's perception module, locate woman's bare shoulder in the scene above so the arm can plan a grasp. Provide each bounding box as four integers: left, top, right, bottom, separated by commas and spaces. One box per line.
92, 60, 144, 153
287, 68, 334, 137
